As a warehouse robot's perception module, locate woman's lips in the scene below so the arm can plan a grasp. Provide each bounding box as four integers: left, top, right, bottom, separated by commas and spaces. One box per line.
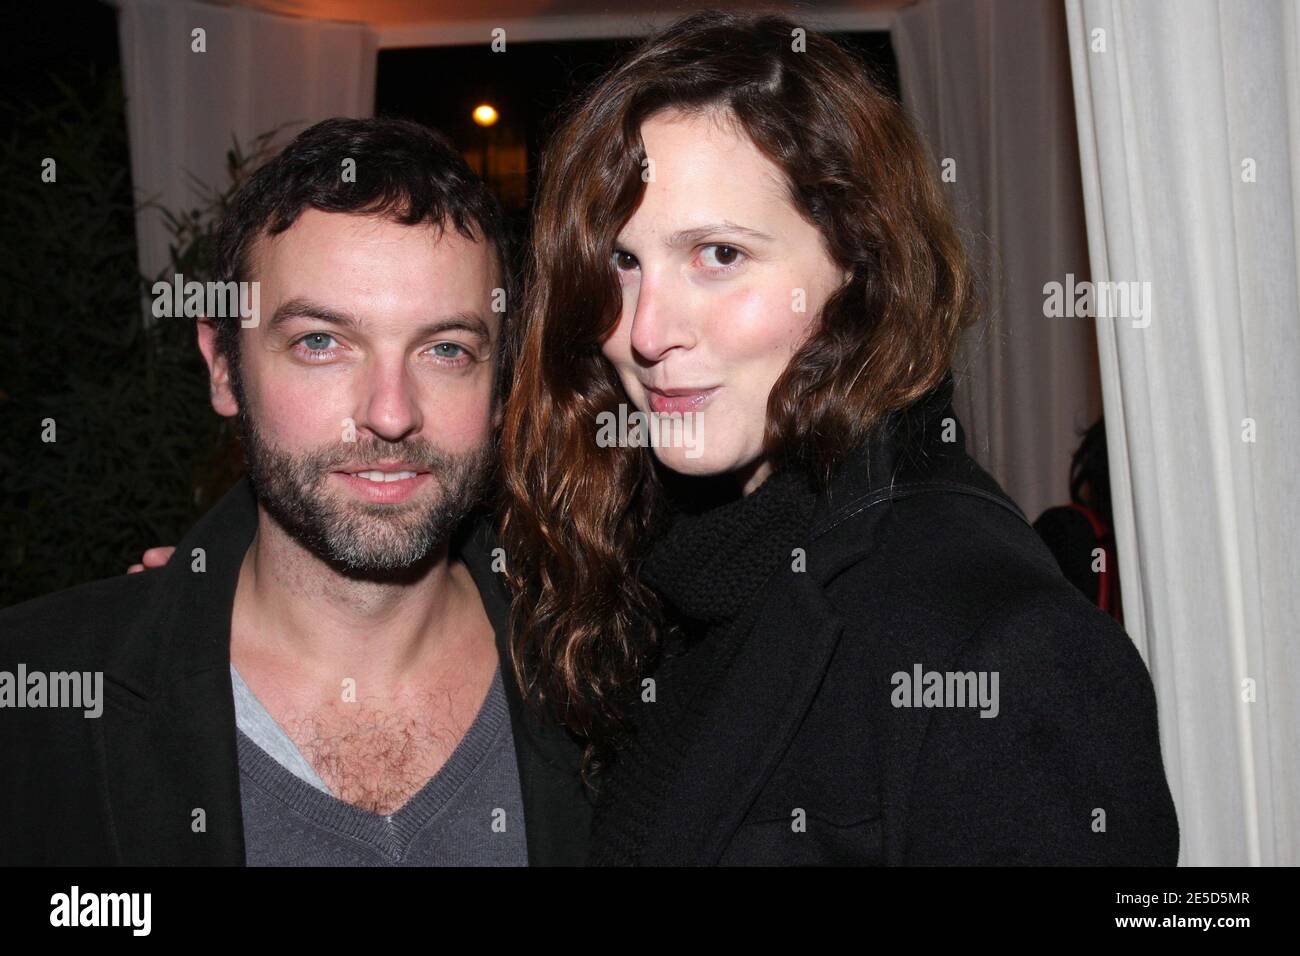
645, 386, 719, 414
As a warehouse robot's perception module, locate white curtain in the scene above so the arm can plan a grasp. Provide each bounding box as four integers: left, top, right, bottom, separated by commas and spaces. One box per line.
892, 0, 1103, 526
1066, 0, 1300, 866
113, 0, 377, 285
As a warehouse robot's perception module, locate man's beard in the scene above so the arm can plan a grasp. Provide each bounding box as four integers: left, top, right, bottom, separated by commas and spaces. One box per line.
234, 391, 494, 574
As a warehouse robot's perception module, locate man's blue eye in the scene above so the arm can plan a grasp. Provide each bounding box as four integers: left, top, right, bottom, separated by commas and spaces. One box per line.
432, 343, 466, 358
300, 333, 335, 350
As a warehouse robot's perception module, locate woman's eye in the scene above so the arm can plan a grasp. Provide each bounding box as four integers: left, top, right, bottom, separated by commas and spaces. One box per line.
699, 244, 743, 269
297, 332, 337, 352
612, 250, 639, 272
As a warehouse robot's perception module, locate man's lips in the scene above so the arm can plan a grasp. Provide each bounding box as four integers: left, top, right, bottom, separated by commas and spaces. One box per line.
331, 464, 433, 503
338, 470, 423, 483
644, 385, 720, 414
334, 462, 429, 481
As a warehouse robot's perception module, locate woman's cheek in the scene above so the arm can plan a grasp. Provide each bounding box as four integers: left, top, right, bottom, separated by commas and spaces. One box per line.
707, 285, 758, 353
714, 281, 806, 358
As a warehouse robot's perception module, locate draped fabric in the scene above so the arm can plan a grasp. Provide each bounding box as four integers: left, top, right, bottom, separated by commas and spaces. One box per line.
893, 0, 1103, 526
1066, 0, 1299, 865
113, 0, 377, 289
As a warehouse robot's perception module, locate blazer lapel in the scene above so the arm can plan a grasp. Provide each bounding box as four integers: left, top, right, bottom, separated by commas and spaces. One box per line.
96, 666, 247, 865
94, 479, 257, 865
458, 515, 593, 866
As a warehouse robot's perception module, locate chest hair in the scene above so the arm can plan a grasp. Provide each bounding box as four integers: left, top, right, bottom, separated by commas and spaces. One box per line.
284, 691, 477, 816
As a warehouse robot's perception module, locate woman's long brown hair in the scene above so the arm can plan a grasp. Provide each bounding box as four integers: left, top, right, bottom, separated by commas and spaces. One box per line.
498, 11, 982, 784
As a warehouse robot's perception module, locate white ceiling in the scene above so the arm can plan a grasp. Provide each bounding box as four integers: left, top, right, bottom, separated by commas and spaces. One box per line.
200, 0, 913, 46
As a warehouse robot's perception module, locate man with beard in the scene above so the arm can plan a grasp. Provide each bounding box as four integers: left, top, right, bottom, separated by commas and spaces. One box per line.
0, 118, 590, 866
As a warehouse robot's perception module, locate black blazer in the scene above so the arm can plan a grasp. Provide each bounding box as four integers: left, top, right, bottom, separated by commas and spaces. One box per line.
0, 480, 591, 866
630, 375, 1179, 865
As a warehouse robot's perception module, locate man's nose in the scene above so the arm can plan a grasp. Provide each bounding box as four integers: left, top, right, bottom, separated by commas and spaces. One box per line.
357, 355, 423, 443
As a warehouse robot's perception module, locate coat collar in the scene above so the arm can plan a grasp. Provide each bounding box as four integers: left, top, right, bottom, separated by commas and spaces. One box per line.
96, 477, 589, 866
813, 372, 974, 525
810, 372, 1028, 576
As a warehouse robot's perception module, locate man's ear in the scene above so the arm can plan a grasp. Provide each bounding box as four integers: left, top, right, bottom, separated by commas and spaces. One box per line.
196, 318, 240, 418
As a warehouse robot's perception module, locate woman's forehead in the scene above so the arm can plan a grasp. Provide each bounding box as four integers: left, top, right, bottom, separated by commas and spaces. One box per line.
622, 113, 794, 239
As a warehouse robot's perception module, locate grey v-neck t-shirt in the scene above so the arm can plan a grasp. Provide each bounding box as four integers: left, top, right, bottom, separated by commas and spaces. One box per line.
231, 663, 527, 866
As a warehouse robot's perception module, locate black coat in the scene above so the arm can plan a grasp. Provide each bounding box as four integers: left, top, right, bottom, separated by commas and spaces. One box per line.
0, 481, 591, 866
629, 375, 1179, 865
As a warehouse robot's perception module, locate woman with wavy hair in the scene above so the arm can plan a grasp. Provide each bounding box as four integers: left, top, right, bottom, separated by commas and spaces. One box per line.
499, 10, 1178, 865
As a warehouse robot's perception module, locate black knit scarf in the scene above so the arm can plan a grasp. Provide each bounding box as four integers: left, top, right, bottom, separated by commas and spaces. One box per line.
587, 463, 817, 865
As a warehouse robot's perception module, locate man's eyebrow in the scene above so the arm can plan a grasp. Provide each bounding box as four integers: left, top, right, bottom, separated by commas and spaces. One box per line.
267, 299, 491, 342
267, 298, 357, 331
416, 312, 492, 343
661, 221, 775, 249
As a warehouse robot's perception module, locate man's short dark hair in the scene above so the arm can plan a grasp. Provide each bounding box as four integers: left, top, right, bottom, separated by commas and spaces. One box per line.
212, 116, 513, 400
